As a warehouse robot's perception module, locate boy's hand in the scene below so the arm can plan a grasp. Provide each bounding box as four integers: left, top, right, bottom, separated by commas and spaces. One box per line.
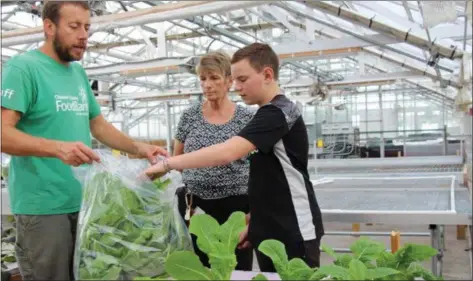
237, 226, 251, 249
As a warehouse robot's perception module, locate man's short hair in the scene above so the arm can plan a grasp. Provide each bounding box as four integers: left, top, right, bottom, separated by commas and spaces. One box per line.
196, 51, 232, 77
42, 1, 90, 24
231, 43, 280, 80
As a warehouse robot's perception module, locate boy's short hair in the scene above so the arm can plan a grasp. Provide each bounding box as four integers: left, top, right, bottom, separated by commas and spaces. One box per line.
231, 43, 280, 80
42, 1, 90, 24
196, 51, 232, 77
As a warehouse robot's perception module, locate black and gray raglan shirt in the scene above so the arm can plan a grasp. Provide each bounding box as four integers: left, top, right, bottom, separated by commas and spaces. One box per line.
237, 94, 325, 246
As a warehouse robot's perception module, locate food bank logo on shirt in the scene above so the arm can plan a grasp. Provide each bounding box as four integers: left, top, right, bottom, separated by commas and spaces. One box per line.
55, 86, 89, 116
78, 86, 88, 104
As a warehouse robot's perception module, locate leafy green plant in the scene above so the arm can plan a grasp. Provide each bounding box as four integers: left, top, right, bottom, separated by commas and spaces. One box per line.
152, 177, 172, 191
373, 244, 441, 280
163, 211, 248, 280
156, 209, 442, 281
257, 239, 317, 280
321, 237, 441, 280
75, 171, 192, 280
1, 215, 16, 271
257, 239, 396, 280
258, 236, 442, 281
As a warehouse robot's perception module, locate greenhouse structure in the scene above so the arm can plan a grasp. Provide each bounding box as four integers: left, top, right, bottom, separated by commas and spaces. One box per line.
1, 1, 472, 280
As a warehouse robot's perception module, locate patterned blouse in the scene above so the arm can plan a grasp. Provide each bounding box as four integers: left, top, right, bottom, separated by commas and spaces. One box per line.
175, 102, 255, 199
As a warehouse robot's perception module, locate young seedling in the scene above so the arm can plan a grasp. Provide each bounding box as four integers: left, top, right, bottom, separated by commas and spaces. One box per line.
164, 211, 248, 280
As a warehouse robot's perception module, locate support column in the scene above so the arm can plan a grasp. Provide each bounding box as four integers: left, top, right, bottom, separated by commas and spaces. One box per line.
122, 118, 129, 135
403, 91, 407, 156
328, 96, 333, 123
358, 52, 365, 75
157, 22, 167, 58
379, 86, 385, 158
365, 88, 368, 142
414, 94, 418, 130
305, 18, 316, 42
395, 91, 399, 137
443, 125, 448, 156
98, 81, 110, 93
98, 81, 110, 108
165, 102, 172, 154
463, 110, 472, 163
314, 104, 318, 159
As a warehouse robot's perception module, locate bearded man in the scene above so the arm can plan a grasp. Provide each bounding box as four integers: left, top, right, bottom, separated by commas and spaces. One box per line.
1, 1, 167, 280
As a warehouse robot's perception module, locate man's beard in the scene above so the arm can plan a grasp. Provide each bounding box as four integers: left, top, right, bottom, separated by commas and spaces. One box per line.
53, 36, 77, 62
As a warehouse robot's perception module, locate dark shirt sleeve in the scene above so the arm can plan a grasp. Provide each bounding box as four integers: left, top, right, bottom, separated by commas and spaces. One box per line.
237, 104, 288, 153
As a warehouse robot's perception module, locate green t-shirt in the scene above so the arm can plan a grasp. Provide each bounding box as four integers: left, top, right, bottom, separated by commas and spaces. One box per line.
1, 49, 101, 215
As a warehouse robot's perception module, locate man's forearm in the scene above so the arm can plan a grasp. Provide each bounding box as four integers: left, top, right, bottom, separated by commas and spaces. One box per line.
91, 119, 138, 155
1, 127, 59, 157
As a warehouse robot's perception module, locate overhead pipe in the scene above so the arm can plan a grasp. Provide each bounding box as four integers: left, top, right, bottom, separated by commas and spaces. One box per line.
93, 49, 140, 62
331, 61, 455, 109
301, 1, 464, 60
278, 2, 456, 73
284, 71, 426, 89
94, 72, 437, 101
84, 44, 361, 78
361, 47, 460, 88
1, 22, 26, 31
2, 1, 207, 39
87, 22, 276, 51
286, 13, 460, 73
278, 2, 461, 88
357, 60, 456, 107
361, 64, 456, 106
98, 87, 454, 110
84, 57, 196, 77
1, 1, 271, 47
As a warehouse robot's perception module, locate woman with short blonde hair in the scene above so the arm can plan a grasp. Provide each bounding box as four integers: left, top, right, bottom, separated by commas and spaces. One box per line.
174, 51, 254, 271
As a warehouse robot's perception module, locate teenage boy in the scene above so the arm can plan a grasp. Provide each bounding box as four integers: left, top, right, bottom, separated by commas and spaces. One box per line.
144, 43, 324, 271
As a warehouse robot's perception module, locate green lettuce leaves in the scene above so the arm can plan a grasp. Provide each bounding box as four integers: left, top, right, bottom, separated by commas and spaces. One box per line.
258, 236, 442, 281
75, 171, 192, 280
164, 212, 247, 280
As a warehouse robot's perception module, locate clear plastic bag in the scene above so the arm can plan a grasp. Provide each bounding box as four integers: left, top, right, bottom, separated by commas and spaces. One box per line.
72, 150, 193, 280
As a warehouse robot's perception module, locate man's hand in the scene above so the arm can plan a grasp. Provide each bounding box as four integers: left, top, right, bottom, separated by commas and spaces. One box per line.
134, 142, 168, 164
56, 141, 100, 167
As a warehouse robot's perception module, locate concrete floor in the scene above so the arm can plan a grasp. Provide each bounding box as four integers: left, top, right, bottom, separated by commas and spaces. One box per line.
252, 223, 472, 280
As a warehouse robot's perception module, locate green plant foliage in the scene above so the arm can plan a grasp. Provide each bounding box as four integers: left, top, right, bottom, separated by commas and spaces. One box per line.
75, 171, 192, 280
1, 215, 16, 271
156, 211, 443, 281
259, 236, 442, 281
163, 212, 247, 280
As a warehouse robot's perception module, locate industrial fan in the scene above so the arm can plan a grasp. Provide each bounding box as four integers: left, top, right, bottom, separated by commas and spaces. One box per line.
306, 77, 329, 105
